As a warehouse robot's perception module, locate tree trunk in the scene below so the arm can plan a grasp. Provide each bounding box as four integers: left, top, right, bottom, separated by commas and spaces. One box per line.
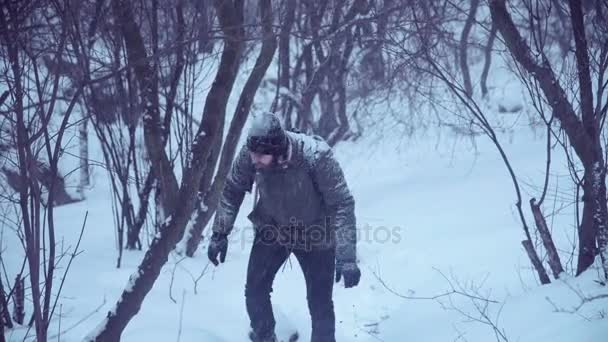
317, 88, 338, 138
459, 0, 479, 97
78, 114, 89, 198
86, 1, 245, 340
0, 275, 11, 329
489, 0, 608, 278
277, 0, 297, 127
566, 0, 607, 276
297, 0, 365, 134
184, 0, 277, 257
578, 162, 608, 276
12, 276, 23, 325
126, 172, 154, 250
1, 7, 44, 337
327, 29, 355, 146
480, 24, 497, 97
522, 240, 551, 284
530, 199, 564, 278
0, 316, 5, 342
111, 0, 179, 215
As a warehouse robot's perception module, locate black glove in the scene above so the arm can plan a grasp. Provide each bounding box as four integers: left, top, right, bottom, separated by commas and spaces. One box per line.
335, 261, 361, 288
207, 232, 228, 266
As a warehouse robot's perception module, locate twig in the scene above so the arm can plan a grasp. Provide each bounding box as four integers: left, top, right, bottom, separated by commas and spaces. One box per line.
176, 290, 186, 342
56, 304, 61, 342
46, 297, 107, 340
434, 273, 509, 342
373, 265, 508, 341
47, 211, 88, 328
194, 262, 211, 295
169, 256, 187, 304
371, 268, 499, 303
452, 324, 469, 342
546, 280, 608, 314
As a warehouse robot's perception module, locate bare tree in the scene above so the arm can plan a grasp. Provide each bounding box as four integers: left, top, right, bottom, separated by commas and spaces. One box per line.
459, 0, 480, 97
0, 1, 86, 340
85, 0, 248, 339
269, 0, 399, 144
0, 276, 12, 331
11, 276, 23, 326
183, 0, 278, 256
480, 23, 497, 98
78, 113, 90, 198
489, 0, 608, 278
369, 0, 606, 282
274, 0, 297, 128
373, 268, 509, 342
374, 0, 574, 284
64, 0, 211, 256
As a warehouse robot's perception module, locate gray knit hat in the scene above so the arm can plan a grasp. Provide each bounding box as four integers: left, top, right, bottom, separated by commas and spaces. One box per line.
246, 112, 288, 156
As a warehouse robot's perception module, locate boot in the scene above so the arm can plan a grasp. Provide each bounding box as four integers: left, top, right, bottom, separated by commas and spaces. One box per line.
248, 330, 278, 342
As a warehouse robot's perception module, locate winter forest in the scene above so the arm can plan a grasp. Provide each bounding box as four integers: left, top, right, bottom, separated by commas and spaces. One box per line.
1, 0, 608, 341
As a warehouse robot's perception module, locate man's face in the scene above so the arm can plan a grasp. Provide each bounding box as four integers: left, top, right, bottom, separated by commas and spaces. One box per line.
250, 151, 274, 169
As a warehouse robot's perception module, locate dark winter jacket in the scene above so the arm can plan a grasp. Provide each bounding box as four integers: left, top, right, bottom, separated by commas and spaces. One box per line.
211, 131, 357, 263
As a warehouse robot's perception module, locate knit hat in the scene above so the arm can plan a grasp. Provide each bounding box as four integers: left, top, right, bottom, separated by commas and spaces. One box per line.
246, 112, 288, 156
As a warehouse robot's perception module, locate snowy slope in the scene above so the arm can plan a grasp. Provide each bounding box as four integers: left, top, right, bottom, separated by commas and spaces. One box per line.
5, 114, 608, 341
4, 33, 608, 342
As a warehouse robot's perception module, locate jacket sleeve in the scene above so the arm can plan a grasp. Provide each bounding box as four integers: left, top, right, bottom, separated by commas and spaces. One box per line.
212, 144, 255, 235
312, 143, 357, 263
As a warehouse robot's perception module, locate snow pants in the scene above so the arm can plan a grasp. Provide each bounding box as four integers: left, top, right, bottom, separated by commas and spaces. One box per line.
245, 233, 336, 342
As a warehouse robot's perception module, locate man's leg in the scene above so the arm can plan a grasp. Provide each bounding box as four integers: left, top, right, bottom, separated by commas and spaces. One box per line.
245, 233, 290, 340
293, 247, 336, 342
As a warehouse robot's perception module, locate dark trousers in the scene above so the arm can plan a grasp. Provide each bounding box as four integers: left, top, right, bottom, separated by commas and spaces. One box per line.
245, 234, 336, 342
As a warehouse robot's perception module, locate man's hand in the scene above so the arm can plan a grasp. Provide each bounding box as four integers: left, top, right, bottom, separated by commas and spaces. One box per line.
335, 261, 361, 288
207, 232, 228, 266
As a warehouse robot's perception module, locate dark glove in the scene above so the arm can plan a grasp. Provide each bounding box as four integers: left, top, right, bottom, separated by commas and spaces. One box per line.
335, 261, 361, 288
207, 232, 228, 266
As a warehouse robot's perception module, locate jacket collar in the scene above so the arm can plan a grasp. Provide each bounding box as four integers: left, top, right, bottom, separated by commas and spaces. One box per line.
276, 134, 293, 169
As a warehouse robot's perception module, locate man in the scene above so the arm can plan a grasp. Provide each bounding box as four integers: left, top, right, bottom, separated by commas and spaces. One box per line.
207, 112, 360, 342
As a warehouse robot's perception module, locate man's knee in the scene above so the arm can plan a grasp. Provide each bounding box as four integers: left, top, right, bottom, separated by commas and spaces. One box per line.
245, 281, 273, 299
307, 295, 334, 316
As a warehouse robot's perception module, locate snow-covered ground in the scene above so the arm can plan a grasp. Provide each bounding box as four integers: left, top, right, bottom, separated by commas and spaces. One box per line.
4, 112, 608, 341
3, 37, 608, 341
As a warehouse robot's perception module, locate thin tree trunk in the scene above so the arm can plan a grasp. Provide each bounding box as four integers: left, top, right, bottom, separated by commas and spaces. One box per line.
317, 88, 338, 138
0, 316, 4, 342
489, 0, 608, 277
112, 0, 179, 214
568, 0, 595, 135
327, 29, 355, 146
277, 0, 296, 126
459, 0, 479, 97
79, 114, 89, 198
184, 0, 277, 257
567, 0, 608, 278
12, 276, 23, 325
126, 172, 154, 250
579, 163, 608, 277
162, 0, 185, 144
1, 7, 44, 337
86, 1, 245, 339
480, 24, 497, 97
522, 240, 551, 284
297, 0, 365, 133
530, 199, 564, 278
0, 276, 11, 329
